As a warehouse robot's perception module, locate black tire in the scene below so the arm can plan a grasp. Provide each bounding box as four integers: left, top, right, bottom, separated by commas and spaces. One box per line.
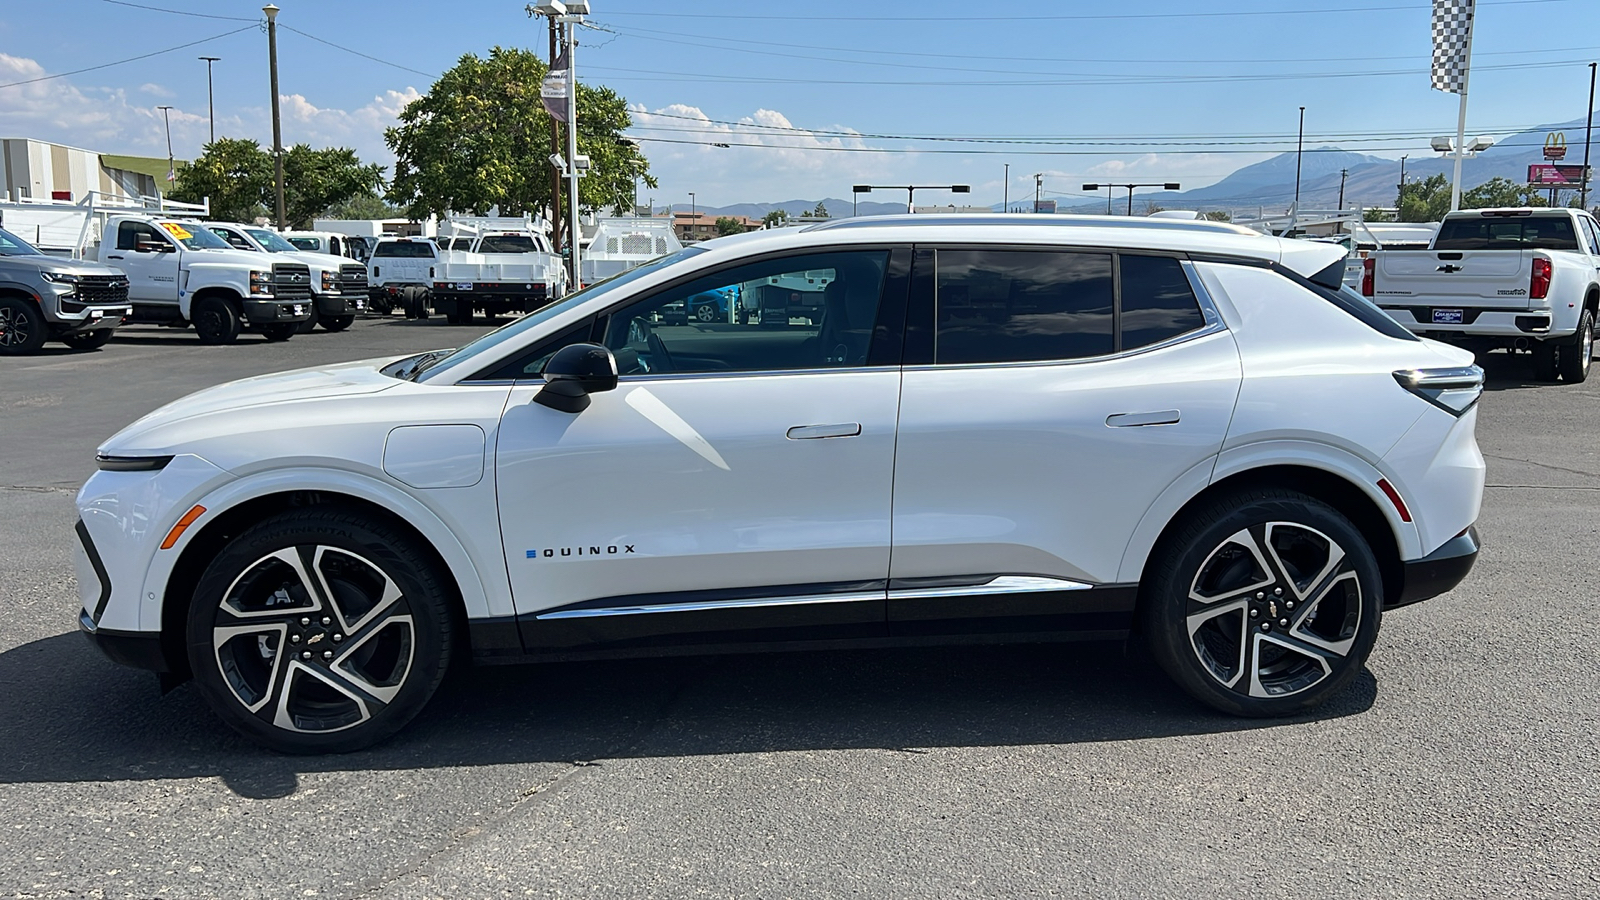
193, 296, 242, 345
1557, 308, 1593, 384
296, 302, 321, 334
324, 314, 354, 332
446, 302, 473, 325
185, 509, 456, 753
259, 323, 298, 342
61, 328, 116, 351
0, 296, 49, 355
1141, 489, 1382, 717
403, 286, 430, 320
1532, 340, 1559, 382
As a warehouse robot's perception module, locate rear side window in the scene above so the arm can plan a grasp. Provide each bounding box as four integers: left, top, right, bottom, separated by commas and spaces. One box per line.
1120, 255, 1206, 350
373, 241, 435, 258
934, 249, 1113, 364
1434, 215, 1580, 251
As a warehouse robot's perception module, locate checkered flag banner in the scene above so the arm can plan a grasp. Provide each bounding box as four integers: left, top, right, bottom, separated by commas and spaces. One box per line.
1431, 0, 1474, 94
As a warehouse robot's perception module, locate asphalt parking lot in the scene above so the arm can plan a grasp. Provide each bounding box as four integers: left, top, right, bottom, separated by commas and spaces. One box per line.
3, 319, 1598, 899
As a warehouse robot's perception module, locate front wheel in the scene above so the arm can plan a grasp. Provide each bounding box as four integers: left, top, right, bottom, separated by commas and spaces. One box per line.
193, 296, 242, 345
296, 303, 321, 334
1557, 309, 1594, 384
259, 323, 298, 342
61, 328, 116, 350
1142, 489, 1382, 717
185, 509, 456, 753
323, 314, 354, 331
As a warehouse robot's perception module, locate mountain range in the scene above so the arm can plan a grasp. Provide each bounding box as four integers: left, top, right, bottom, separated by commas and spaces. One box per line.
673, 114, 1598, 219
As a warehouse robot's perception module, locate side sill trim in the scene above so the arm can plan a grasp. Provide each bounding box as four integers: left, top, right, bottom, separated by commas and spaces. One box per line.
536, 591, 886, 620
886, 575, 1092, 600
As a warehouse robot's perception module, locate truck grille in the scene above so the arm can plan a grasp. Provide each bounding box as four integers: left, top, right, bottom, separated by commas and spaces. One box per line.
339, 264, 368, 292
272, 263, 314, 301
75, 274, 130, 305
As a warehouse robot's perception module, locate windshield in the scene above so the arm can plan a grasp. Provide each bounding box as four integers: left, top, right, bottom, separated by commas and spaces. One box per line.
415, 245, 708, 382
246, 228, 301, 253
287, 237, 318, 251
0, 228, 44, 256
163, 222, 233, 251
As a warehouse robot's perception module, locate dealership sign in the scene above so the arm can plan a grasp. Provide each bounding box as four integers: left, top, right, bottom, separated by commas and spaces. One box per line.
1528, 164, 1590, 186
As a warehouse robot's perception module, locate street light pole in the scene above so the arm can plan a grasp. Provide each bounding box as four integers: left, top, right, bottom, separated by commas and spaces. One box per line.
1033, 173, 1042, 213
563, 8, 582, 285
852, 184, 969, 216
157, 106, 174, 188
1003, 163, 1009, 212
1583, 61, 1596, 211
198, 56, 220, 145
1082, 182, 1181, 216
1294, 105, 1306, 210
689, 192, 695, 241
263, 4, 285, 230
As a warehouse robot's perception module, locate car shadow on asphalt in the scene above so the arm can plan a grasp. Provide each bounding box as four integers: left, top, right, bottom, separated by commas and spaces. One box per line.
0, 632, 1376, 798
1475, 349, 1582, 391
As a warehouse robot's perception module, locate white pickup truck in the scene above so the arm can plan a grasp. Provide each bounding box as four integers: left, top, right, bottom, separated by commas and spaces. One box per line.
430, 231, 566, 324
206, 222, 367, 332
97, 215, 312, 343
1364, 207, 1600, 383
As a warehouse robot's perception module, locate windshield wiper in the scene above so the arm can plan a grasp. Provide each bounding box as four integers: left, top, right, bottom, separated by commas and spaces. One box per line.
403, 349, 454, 381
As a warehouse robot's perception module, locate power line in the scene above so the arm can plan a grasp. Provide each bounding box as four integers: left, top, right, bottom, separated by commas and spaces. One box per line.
629, 134, 1560, 157
278, 24, 438, 79
597, 0, 1569, 22
0, 24, 257, 90
98, 0, 259, 22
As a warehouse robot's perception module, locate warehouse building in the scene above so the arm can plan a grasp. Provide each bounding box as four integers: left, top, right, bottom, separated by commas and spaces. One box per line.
1, 137, 177, 204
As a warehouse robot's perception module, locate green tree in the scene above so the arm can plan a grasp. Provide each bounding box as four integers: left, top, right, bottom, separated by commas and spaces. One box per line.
168, 137, 271, 223
322, 192, 402, 220
763, 209, 790, 227
1363, 207, 1396, 222
810, 201, 830, 219
1461, 176, 1548, 210
1201, 210, 1232, 222
1396, 174, 1453, 223
715, 216, 744, 236
282, 144, 385, 230
385, 46, 655, 223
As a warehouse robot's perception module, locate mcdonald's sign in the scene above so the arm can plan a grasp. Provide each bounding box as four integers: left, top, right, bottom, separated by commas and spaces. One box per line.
1544, 132, 1568, 161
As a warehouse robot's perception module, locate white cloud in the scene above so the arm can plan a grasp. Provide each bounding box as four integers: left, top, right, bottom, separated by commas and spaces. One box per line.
138, 83, 175, 99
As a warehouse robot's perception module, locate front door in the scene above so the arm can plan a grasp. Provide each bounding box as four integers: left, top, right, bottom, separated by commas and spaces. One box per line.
888, 247, 1242, 637
107, 221, 179, 303
494, 247, 910, 654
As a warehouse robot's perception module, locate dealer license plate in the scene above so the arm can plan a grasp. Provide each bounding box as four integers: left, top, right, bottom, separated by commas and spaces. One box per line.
293, 304, 305, 316
455, 282, 474, 291
1432, 308, 1464, 324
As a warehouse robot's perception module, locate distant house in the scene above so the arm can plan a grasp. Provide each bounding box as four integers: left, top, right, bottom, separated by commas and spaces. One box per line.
673, 211, 760, 242
1, 137, 180, 203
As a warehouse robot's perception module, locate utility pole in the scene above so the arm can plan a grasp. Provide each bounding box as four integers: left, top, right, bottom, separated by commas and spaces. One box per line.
1003, 163, 1009, 212
198, 56, 220, 145
263, 5, 285, 230
1338, 168, 1348, 209
1583, 62, 1596, 211
564, 6, 582, 285
1033, 173, 1042, 213
157, 106, 174, 187
689, 192, 696, 241
1294, 106, 1306, 210
547, 15, 564, 256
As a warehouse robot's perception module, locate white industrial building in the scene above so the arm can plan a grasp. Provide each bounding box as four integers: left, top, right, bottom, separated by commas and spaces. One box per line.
1, 137, 173, 204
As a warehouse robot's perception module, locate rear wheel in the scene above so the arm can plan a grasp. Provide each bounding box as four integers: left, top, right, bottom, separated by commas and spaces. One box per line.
324, 314, 354, 332
296, 303, 321, 334
403, 286, 430, 320
0, 297, 48, 355
1557, 308, 1593, 384
259, 323, 297, 342
1142, 489, 1382, 717
61, 328, 116, 350
185, 509, 456, 753
193, 296, 242, 345
369, 293, 393, 316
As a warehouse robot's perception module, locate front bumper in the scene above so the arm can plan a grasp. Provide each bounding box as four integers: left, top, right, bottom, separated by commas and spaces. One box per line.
55, 304, 131, 334
242, 298, 312, 323
313, 291, 352, 317
79, 610, 171, 672
1390, 526, 1480, 609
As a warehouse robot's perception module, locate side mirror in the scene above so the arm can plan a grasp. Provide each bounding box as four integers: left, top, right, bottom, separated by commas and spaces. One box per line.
534, 343, 618, 413
135, 241, 173, 254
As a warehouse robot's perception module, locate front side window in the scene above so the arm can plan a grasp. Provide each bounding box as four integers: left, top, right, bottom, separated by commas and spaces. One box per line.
934, 250, 1113, 364
599, 250, 890, 376
117, 221, 168, 251
0, 228, 43, 256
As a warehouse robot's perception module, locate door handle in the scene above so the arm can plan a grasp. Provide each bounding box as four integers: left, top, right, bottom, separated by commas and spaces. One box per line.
1106, 410, 1181, 428
786, 423, 862, 440
106, 255, 125, 260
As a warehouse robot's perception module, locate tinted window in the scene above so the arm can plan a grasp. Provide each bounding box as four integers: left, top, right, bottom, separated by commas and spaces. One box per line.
372, 241, 435, 258
600, 250, 889, 375
477, 235, 537, 253
117, 221, 167, 251
1434, 215, 1580, 251
934, 250, 1113, 364
287, 237, 318, 251
1580, 217, 1600, 255
1120, 255, 1206, 349
0, 228, 43, 256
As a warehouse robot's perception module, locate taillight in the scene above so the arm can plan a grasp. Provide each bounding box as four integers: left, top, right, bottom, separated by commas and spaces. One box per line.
1531, 257, 1552, 300
1361, 257, 1375, 297
1393, 365, 1484, 417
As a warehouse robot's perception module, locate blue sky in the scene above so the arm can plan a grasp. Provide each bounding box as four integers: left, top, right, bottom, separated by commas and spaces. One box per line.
3, 0, 1598, 208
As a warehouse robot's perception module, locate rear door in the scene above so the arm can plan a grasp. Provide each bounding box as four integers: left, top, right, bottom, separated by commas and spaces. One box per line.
887, 247, 1241, 638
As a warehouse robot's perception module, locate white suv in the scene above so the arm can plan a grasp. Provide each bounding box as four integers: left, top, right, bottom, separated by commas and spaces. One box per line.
76, 216, 1485, 752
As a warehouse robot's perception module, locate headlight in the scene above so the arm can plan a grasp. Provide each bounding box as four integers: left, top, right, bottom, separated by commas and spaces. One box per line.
321, 271, 336, 291
95, 454, 174, 472
249, 270, 271, 295
40, 271, 81, 285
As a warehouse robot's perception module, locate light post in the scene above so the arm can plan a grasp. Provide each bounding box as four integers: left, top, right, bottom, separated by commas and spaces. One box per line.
263, 4, 285, 230
156, 106, 174, 188
535, 0, 588, 281
1083, 183, 1113, 214
198, 56, 220, 144
689, 191, 695, 241
1033, 172, 1042, 212
1294, 106, 1306, 210
1003, 163, 1009, 213
852, 184, 970, 214
1430, 134, 1495, 210
1583, 62, 1596, 210
1082, 182, 1181, 216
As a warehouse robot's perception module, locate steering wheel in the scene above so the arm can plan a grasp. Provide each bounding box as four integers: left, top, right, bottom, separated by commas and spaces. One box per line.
647, 332, 676, 373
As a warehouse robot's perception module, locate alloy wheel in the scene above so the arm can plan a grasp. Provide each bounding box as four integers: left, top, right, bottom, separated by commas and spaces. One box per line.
0, 304, 31, 348
1185, 522, 1362, 699
210, 545, 416, 734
